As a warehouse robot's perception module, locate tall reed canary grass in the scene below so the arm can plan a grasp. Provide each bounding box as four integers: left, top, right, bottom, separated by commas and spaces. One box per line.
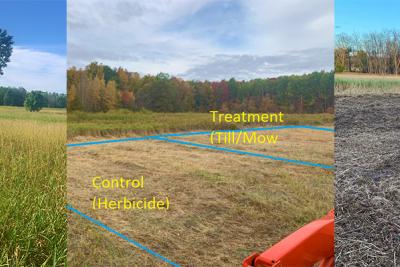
335, 74, 400, 95
0, 107, 66, 266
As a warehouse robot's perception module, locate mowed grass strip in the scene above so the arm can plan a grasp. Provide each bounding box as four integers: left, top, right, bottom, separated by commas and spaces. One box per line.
0, 107, 66, 266
335, 73, 400, 95
68, 110, 333, 138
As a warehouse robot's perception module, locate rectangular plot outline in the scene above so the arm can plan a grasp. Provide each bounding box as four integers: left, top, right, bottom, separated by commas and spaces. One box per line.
67, 125, 333, 147
67, 126, 334, 169
154, 136, 333, 169
67, 125, 334, 266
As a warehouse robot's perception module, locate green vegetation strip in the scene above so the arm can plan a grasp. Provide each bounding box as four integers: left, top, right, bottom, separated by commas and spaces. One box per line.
0, 106, 66, 123
0, 107, 67, 266
68, 111, 333, 138
335, 75, 400, 95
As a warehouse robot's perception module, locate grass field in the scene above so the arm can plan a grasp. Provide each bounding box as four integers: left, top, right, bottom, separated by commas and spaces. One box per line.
68, 125, 333, 266
335, 73, 400, 95
0, 106, 66, 266
68, 110, 333, 138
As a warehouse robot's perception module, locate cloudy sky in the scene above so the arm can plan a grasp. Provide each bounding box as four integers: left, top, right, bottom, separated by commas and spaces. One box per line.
0, 0, 66, 93
69, 0, 333, 81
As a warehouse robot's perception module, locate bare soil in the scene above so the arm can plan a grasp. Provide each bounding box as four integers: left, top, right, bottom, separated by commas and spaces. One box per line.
335, 94, 400, 266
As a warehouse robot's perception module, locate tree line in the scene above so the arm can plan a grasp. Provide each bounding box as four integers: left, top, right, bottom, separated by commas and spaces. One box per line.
1, 30, 66, 111
68, 63, 333, 114
335, 30, 400, 74
0, 86, 66, 108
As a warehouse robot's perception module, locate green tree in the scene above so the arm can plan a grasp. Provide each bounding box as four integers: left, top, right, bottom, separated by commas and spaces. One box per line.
3, 87, 26, 106
56, 94, 67, 108
24, 91, 45, 112
0, 29, 13, 75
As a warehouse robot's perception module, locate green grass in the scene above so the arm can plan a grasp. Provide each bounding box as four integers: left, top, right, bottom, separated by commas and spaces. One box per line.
0, 106, 66, 123
68, 110, 333, 138
0, 106, 66, 266
335, 73, 400, 95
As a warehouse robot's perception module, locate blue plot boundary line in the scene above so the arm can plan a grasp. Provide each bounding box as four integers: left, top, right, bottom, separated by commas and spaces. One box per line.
67, 125, 334, 148
154, 137, 333, 170
66, 125, 334, 264
66, 204, 181, 267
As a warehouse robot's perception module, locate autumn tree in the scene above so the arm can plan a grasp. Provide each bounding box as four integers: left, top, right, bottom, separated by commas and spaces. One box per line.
102, 80, 117, 112
119, 90, 135, 110
67, 84, 79, 111
86, 76, 102, 112
66, 63, 334, 114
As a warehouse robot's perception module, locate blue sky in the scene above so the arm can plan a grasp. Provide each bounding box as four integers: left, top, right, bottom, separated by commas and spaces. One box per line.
336, 0, 400, 34
0, 0, 66, 93
69, 0, 333, 80
0, 0, 66, 55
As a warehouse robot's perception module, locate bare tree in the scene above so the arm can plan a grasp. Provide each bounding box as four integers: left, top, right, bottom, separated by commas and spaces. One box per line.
335, 30, 400, 75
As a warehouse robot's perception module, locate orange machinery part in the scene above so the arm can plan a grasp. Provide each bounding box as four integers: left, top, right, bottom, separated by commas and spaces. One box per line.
243, 209, 334, 267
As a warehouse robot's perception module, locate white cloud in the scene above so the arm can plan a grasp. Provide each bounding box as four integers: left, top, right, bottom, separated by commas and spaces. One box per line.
68, 0, 334, 80
0, 47, 66, 93
182, 48, 333, 81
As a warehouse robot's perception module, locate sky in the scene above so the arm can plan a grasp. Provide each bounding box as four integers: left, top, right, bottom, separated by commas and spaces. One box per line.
0, 0, 66, 93
68, 0, 334, 81
335, 0, 400, 34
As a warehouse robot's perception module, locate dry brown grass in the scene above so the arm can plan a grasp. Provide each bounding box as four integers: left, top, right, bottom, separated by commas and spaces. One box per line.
336, 73, 400, 80
174, 128, 333, 166
67, 128, 333, 266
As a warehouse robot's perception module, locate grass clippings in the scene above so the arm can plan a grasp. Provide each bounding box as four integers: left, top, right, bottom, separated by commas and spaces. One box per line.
335, 95, 400, 266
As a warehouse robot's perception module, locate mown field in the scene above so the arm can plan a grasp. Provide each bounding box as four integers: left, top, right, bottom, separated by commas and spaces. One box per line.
335, 73, 400, 95
68, 118, 334, 265
0, 106, 67, 266
68, 110, 333, 138
335, 95, 400, 265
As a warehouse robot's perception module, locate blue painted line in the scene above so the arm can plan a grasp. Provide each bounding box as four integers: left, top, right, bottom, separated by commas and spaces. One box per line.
154, 137, 334, 170
66, 204, 181, 267
67, 125, 334, 148
67, 136, 150, 147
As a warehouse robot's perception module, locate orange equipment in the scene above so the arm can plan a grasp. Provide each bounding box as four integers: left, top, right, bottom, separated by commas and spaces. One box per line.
243, 209, 334, 267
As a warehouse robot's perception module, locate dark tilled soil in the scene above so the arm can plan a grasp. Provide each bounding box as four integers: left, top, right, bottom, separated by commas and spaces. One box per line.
335, 95, 400, 266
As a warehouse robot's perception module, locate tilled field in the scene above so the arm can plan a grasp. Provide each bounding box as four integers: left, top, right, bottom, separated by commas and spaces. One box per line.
335, 95, 400, 266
